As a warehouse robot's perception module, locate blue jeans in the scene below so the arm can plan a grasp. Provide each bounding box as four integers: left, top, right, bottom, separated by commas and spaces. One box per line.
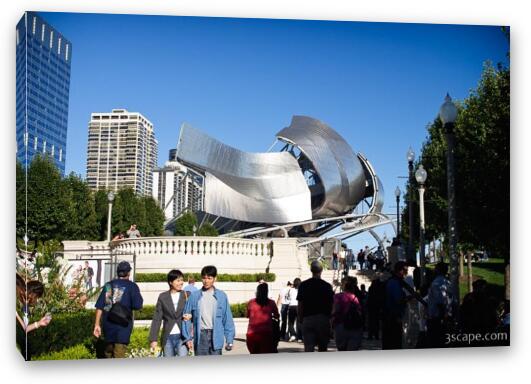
196, 329, 222, 356
164, 334, 188, 357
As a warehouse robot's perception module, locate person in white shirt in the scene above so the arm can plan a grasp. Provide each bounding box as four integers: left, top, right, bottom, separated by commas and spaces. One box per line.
149, 269, 190, 357
287, 278, 302, 342
276, 281, 292, 340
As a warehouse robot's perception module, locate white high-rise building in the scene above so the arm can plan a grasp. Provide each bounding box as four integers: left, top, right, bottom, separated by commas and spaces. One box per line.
86, 109, 158, 196
152, 158, 204, 221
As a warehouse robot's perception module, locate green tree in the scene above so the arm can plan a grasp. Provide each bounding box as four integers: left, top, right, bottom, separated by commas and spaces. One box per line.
142, 196, 165, 236
408, 62, 509, 259
22, 155, 71, 243
63, 173, 98, 240
198, 221, 219, 237
174, 211, 197, 236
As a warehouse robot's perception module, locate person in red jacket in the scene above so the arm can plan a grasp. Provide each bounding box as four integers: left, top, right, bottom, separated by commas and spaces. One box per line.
246, 283, 280, 354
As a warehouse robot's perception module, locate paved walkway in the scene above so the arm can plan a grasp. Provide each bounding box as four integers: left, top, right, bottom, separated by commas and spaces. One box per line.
226, 332, 381, 355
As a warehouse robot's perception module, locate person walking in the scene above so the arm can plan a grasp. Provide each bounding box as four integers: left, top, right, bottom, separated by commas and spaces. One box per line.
426, 262, 453, 348
332, 252, 339, 271
246, 283, 280, 354
182, 265, 235, 356
367, 278, 384, 340
297, 261, 334, 352
184, 276, 199, 294
149, 269, 191, 357
287, 278, 301, 342
357, 249, 365, 270
93, 261, 143, 358
382, 261, 409, 350
332, 276, 363, 351
276, 281, 292, 340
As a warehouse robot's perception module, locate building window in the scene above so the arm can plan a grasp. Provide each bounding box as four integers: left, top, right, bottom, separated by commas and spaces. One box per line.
51, 144, 55, 157
65, 44, 70, 61
59, 148, 63, 162
23, 132, 28, 147
58, 37, 62, 55
16, 29, 19, 45
49, 30, 54, 49
34, 137, 38, 151
43, 140, 47, 153
32, 17, 36, 34
41, 24, 45, 42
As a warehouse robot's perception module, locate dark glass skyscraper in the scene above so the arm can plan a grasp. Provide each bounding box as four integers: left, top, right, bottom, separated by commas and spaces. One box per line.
16, 12, 72, 175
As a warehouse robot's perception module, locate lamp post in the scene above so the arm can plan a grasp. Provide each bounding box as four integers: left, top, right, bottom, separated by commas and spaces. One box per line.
106, 191, 115, 243
415, 164, 427, 286
395, 186, 401, 243
407, 147, 415, 265
106, 191, 115, 279
439, 93, 459, 310
193, 225, 197, 237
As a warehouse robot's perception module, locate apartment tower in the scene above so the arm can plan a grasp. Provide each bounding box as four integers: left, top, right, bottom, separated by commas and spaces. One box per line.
86, 109, 158, 196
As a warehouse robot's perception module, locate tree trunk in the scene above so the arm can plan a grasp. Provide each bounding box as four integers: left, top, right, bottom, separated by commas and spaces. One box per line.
459, 250, 464, 277
467, 251, 473, 293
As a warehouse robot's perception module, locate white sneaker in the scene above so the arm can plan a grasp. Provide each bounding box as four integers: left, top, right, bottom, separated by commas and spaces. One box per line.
289, 336, 296, 342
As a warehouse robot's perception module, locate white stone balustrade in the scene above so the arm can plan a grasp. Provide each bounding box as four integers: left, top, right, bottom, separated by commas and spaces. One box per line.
63, 236, 310, 306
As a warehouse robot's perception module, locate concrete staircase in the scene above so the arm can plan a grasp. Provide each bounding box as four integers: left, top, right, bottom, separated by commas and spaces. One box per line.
320, 267, 376, 291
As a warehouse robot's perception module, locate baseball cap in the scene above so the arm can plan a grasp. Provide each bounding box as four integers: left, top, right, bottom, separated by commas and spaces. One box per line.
117, 261, 132, 276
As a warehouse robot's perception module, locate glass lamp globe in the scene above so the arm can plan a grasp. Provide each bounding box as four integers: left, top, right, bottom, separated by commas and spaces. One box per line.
107, 191, 115, 203
407, 147, 415, 163
415, 164, 428, 184
395, 186, 401, 198
439, 93, 458, 125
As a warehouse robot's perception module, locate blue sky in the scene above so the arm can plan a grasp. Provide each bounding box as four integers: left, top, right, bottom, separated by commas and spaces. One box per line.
39, 12, 509, 251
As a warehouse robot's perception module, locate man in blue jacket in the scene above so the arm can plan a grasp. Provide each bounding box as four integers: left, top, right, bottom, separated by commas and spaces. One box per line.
182, 265, 235, 355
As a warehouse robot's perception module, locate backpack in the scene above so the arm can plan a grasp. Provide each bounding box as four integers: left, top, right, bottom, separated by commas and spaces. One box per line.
106, 283, 132, 327
343, 301, 363, 330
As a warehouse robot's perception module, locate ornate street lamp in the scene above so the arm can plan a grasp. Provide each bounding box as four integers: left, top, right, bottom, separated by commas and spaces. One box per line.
407, 146, 416, 265
439, 93, 459, 309
193, 224, 197, 237
395, 186, 401, 242
106, 191, 115, 243
415, 164, 427, 286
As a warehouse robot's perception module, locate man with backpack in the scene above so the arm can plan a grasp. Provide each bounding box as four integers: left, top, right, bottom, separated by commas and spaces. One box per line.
93, 261, 143, 358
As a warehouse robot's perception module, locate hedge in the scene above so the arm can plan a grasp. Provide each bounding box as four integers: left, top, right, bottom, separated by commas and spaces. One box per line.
33, 343, 95, 360
21, 310, 95, 358
135, 272, 275, 283
135, 302, 248, 320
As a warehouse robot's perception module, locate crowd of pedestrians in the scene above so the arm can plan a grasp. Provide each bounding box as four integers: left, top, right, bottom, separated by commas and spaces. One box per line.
87, 247, 508, 358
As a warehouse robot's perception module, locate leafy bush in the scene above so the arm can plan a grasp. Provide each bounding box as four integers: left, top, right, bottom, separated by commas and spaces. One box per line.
33, 343, 95, 360
230, 302, 248, 318
127, 327, 151, 351
136, 272, 275, 283
27, 310, 95, 358
134, 306, 156, 320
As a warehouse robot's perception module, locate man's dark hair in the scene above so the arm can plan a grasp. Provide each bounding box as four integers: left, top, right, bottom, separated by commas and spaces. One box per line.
394, 261, 408, 274
293, 277, 301, 289
434, 262, 449, 276
201, 265, 217, 278
167, 269, 184, 286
